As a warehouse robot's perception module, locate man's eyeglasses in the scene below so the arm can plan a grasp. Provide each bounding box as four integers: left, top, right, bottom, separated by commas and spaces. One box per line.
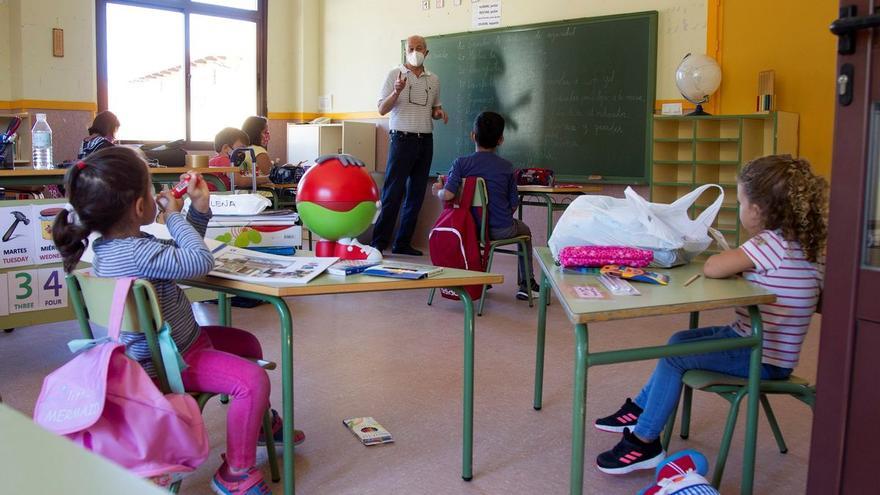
408, 84, 429, 106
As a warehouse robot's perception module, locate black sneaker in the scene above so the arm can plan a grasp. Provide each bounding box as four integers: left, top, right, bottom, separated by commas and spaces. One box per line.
391, 245, 423, 256
596, 427, 665, 475
595, 397, 643, 433
516, 278, 541, 301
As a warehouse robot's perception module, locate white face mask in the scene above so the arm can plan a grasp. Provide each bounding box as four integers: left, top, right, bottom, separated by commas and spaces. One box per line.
406, 50, 425, 67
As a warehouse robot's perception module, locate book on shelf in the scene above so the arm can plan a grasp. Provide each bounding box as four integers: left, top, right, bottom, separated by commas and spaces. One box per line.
209, 242, 336, 284
362, 261, 443, 280
327, 259, 381, 276
342, 417, 394, 446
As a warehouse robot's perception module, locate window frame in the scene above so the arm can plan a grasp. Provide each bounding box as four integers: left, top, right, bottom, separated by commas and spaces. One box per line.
96, 0, 268, 148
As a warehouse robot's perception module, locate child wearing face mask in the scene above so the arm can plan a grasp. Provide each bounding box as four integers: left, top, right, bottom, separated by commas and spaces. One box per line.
208, 127, 270, 191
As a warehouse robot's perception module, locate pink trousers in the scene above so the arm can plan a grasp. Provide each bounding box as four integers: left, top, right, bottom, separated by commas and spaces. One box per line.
180, 326, 270, 470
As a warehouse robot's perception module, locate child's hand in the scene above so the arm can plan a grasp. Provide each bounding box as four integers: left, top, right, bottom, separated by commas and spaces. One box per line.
158, 189, 183, 214
431, 181, 443, 195
185, 172, 211, 213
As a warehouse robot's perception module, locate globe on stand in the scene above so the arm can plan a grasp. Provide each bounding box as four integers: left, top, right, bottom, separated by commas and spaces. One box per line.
675, 53, 722, 116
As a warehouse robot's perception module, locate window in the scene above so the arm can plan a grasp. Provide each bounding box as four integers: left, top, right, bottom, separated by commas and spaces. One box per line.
97, 0, 266, 145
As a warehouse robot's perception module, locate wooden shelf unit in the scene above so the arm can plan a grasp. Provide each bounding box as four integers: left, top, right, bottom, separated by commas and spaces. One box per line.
651, 112, 799, 252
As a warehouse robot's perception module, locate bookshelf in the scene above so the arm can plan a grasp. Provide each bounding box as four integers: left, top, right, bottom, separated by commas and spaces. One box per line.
651, 112, 799, 253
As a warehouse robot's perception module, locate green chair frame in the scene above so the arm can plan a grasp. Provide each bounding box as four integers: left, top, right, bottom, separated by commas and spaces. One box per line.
428, 177, 534, 315
66, 271, 280, 492
660, 314, 816, 488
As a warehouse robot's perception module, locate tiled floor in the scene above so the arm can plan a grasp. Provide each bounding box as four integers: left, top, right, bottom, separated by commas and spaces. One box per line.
0, 254, 818, 494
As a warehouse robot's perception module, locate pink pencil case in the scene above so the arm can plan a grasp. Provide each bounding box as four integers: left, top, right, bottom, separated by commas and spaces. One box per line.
558, 245, 653, 268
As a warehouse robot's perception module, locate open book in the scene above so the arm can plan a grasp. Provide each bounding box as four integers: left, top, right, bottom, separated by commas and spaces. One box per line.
209, 243, 337, 284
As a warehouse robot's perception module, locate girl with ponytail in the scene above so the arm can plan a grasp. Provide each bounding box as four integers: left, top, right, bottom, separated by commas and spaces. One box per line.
594, 155, 828, 476
53, 146, 299, 494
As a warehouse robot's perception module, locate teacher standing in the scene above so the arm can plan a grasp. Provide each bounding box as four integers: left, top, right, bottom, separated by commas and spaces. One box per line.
372, 35, 448, 256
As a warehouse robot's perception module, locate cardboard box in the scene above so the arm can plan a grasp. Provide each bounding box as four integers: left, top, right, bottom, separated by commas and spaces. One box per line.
206, 224, 302, 249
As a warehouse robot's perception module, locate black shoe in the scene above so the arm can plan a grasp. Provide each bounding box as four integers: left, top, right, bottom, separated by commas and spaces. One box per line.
391, 245, 423, 256
515, 278, 541, 301
595, 397, 643, 433
596, 427, 665, 475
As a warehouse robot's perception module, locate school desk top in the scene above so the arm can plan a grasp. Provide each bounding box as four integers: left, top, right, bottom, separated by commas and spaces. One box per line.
516, 185, 603, 194
0, 166, 237, 176
534, 247, 776, 324
0, 404, 165, 495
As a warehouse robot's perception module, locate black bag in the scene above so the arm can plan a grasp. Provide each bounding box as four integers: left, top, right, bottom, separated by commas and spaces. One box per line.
269, 162, 307, 185
141, 140, 186, 167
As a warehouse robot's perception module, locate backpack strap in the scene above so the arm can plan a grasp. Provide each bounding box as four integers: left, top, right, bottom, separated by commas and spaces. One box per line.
457, 177, 478, 208
158, 322, 187, 394
108, 277, 135, 342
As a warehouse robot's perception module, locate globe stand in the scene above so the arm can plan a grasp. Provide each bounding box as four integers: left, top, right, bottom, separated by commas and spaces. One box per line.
686, 103, 711, 116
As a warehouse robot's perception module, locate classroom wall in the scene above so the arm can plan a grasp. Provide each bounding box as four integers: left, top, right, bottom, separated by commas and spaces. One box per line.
0, 1, 12, 101
318, 0, 709, 116
717, 0, 837, 177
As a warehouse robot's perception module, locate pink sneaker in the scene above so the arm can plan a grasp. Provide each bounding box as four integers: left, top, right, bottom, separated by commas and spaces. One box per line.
211, 455, 272, 495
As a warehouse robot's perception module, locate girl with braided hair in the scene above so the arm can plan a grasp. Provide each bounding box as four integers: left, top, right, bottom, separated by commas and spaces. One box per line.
594, 155, 828, 475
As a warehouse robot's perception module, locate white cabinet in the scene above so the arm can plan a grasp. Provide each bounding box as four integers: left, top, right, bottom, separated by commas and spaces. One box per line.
286, 121, 376, 171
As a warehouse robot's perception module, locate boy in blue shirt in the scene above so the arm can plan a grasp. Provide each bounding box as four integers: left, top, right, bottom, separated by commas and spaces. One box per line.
432, 111, 538, 300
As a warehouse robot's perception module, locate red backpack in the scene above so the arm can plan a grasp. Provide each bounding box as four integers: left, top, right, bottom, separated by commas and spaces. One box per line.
429, 177, 487, 300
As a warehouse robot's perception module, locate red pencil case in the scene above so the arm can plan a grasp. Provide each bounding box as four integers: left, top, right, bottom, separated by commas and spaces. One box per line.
558, 245, 653, 268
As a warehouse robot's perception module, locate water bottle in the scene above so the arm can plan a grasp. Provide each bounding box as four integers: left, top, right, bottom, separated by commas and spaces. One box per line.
31, 113, 53, 169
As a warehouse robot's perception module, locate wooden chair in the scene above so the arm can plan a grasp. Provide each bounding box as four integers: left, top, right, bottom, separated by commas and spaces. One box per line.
428, 177, 534, 315
66, 271, 280, 491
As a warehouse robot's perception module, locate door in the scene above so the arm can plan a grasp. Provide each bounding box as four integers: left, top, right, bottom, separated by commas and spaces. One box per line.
808, 3, 880, 493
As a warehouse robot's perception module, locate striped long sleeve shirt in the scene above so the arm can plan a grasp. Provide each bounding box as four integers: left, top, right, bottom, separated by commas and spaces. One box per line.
732, 229, 822, 369
92, 208, 214, 376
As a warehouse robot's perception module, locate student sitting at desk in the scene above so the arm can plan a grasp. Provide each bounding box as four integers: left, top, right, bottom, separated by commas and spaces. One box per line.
432, 111, 539, 301
593, 155, 827, 476
78, 110, 119, 159
54, 147, 304, 494
241, 116, 273, 177
209, 127, 270, 191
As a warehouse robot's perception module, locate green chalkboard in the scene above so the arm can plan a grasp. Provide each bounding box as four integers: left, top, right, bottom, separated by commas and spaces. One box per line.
419, 11, 657, 183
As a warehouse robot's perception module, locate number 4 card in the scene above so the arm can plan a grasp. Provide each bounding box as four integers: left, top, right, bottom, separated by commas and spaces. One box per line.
38, 267, 67, 310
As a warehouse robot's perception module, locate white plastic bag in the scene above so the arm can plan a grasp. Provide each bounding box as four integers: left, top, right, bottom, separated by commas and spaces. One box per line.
548, 184, 725, 267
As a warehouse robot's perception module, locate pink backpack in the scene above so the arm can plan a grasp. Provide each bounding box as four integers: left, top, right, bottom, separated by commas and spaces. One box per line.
33, 277, 209, 478
429, 177, 488, 301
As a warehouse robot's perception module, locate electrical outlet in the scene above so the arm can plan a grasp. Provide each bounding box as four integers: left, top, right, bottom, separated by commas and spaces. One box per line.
454, 0, 462, 5
436, 0, 445, 8
422, 0, 430, 10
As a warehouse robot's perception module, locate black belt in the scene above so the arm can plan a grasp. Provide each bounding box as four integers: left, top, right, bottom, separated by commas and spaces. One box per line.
390, 130, 432, 138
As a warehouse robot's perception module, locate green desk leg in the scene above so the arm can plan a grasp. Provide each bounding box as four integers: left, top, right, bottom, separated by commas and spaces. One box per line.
533, 272, 550, 410
570, 323, 589, 495
449, 287, 476, 482
741, 305, 763, 495
218, 293, 230, 326
267, 295, 295, 495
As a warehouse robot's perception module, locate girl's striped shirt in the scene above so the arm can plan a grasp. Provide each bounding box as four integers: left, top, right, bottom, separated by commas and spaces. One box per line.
92, 209, 214, 376
733, 229, 821, 369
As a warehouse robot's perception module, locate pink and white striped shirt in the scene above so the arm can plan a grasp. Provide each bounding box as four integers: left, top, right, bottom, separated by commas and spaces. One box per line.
733, 229, 821, 369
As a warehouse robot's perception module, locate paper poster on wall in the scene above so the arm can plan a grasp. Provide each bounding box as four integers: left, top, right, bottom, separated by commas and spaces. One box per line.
37, 267, 68, 310
472, 1, 501, 29
33, 203, 65, 265
7, 270, 38, 313
0, 205, 36, 268
0, 273, 8, 316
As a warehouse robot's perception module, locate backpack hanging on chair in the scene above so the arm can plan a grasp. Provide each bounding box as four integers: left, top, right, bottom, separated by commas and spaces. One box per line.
429, 177, 488, 300
33, 277, 210, 479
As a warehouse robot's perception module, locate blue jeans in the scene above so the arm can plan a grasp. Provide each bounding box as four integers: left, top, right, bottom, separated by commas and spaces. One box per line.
632, 325, 792, 440
372, 132, 433, 249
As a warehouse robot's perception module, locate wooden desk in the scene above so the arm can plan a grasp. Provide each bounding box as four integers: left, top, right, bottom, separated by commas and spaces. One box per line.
531, 247, 774, 495
516, 185, 603, 239
183, 265, 503, 495
0, 166, 237, 192
0, 405, 165, 494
